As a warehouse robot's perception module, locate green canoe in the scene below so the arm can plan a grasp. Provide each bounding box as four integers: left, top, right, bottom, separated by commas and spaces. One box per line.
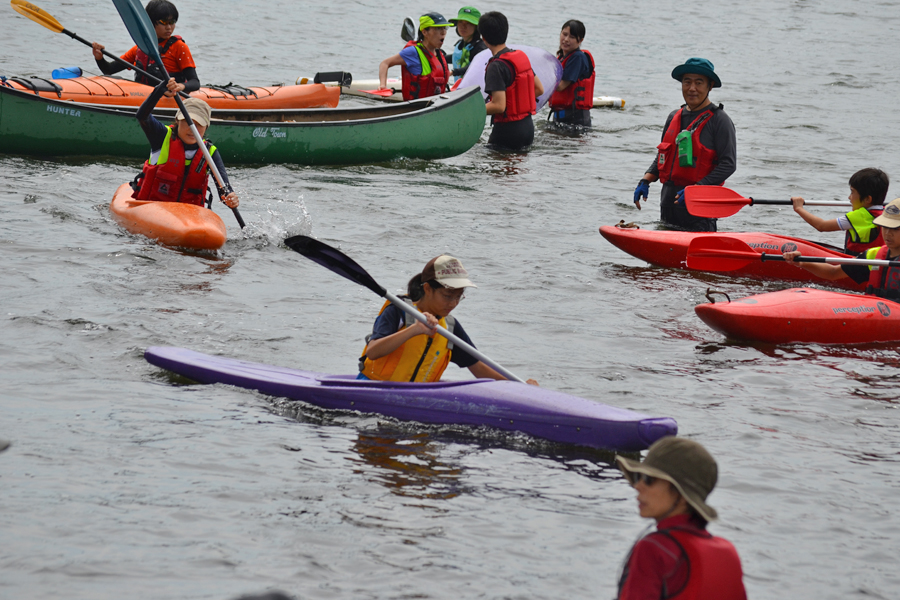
0, 84, 486, 165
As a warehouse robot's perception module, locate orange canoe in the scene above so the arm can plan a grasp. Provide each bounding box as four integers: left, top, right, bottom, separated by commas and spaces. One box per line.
4, 75, 339, 110
109, 183, 227, 250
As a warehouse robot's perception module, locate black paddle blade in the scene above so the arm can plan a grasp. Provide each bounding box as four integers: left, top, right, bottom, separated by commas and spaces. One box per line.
111, 0, 162, 64
284, 235, 386, 297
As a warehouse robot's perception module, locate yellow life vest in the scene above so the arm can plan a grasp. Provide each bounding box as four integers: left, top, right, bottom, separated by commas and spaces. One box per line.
360, 298, 456, 382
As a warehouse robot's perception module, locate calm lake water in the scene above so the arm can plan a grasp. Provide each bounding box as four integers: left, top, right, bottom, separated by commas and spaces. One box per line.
2, 1, 900, 598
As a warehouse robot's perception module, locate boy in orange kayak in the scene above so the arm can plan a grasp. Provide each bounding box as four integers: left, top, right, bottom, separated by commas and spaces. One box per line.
790, 168, 889, 256
131, 77, 238, 208
615, 436, 747, 600
358, 255, 537, 385
91, 0, 199, 94
785, 197, 900, 297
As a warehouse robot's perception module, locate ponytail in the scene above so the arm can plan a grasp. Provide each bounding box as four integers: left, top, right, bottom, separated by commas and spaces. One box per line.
407, 273, 443, 301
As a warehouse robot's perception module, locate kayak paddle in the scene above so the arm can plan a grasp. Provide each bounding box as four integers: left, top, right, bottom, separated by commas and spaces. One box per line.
9, 0, 186, 95
284, 235, 527, 384
401, 16, 416, 42
686, 236, 900, 271
684, 185, 850, 219
111, 0, 245, 229
361, 88, 397, 97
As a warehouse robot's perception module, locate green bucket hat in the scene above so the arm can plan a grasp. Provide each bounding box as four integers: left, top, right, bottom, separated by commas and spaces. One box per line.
450, 6, 481, 26
671, 57, 722, 88
616, 436, 719, 522
419, 12, 452, 29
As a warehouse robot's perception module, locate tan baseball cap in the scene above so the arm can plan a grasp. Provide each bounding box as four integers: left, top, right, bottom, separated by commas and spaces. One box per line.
874, 198, 900, 229
421, 255, 477, 289
175, 98, 212, 128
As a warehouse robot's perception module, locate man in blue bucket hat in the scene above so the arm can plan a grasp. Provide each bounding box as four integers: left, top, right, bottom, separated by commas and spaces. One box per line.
633, 58, 736, 232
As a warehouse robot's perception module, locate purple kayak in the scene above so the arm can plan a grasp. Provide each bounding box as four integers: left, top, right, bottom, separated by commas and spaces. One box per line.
144, 347, 677, 451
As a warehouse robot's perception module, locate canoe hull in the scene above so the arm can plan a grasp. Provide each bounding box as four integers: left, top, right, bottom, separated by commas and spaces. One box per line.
599, 225, 867, 292
144, 346, 678, 451
109, 183, 227, 250
4, 76, 339, 109
0, 85, 486, 165
695, 288, 900, 344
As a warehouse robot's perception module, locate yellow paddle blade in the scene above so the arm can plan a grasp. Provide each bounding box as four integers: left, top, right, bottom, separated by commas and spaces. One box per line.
10, 0, 64, 33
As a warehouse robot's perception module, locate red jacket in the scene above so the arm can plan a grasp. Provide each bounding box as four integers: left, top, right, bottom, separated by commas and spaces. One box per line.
488, 49, 536, 123
400, 41, 449, 100
657, 106, 720, 187
549, 49, 595, 111
133, 124, 212, 206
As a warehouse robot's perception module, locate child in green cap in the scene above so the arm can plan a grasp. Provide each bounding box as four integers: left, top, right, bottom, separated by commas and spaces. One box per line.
449, 7, 487, 81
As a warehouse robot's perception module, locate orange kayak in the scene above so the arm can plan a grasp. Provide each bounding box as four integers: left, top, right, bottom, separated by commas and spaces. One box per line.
4, 75, 339, 109
109, 183, 227, 250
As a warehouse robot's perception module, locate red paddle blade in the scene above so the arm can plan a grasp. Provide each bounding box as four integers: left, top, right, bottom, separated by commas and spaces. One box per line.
361, 88, 395, 97
684, 186, 752, 218
686, 236, 760, 271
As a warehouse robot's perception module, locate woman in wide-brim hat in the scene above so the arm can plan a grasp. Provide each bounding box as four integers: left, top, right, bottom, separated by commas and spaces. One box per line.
615, 436, 748, 600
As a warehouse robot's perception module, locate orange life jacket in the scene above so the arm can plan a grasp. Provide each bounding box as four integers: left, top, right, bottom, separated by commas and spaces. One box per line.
359, 299, 457, 382
657, 105, 720, 187
661, 527, 746, 600
549, 49, 595, 111
489, 49, 537, 123
134, 35, 183, 85
866, 245, 900, 298
400, 41, 449, 101
133, 124, 212, 206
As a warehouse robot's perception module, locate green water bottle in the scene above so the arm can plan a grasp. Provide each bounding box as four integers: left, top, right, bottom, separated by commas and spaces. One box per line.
676, 130, 695, 167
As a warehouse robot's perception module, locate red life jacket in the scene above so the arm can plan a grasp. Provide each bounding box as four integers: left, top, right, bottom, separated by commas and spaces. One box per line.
489, 49, 537, 123
662, 527, 746, 600
133, 125, 212, 206
549, 49, 595, 111
845, 206, 884, 255
134, 36, 182, 85
866, 245, 900, 297
400, 41, 449, 100
657, 105, 721, 187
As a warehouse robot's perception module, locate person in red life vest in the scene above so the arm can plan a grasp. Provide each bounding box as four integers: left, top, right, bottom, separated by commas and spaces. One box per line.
784, 197, 900, 299
616, 436, 748, 600
790, 168, 889, 256
358, 255, 538, 385
479, 11, 544, 151
131, 77, 238, 209
548, 20, 594, 127
634, 58, 736, 232
90, 0, 199, 94
378, 13, 452, 101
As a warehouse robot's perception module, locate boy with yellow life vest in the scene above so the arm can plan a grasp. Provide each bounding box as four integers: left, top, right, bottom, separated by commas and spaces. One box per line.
91, 0, 199, 95
379, 13, 452, 101
358, 255, 538, 385
634, 58, 736, 232
548, 20, 595, 127
480, 11, 544, 150
784, 197, 900, 299
131, 77, 239, 208
616, 437, 748, 600
790, 168, 889, 256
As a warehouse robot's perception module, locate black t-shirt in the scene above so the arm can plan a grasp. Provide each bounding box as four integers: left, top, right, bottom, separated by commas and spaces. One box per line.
484, 48, 516, 94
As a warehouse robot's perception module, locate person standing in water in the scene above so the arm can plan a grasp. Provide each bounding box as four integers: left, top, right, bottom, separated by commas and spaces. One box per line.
480, 11, 544, 151
633, 58, 736, 232
449, 7, 487, 81
379, 13, 452, 100
615, 436, 747, 600
548, 19, 595, 127
91, 0, 199, 94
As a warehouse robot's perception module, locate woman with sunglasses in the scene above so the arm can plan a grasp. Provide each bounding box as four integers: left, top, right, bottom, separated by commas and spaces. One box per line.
358, 255, 538, 385
91, 0, 199, 95
615, 436, 747, 600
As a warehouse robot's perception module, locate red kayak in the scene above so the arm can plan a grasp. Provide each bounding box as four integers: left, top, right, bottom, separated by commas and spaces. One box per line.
598, 224, 866, 292
695, 288, 900, 344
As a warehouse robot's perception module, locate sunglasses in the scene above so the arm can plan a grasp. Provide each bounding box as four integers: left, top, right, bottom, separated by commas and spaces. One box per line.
155, 18, 177, 26
631, 473, 657, 486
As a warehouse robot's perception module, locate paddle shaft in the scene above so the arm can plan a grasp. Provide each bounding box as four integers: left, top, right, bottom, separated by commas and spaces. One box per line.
761, 252, 900, 267
749, 198, 849, 208
384, 290, 526, 384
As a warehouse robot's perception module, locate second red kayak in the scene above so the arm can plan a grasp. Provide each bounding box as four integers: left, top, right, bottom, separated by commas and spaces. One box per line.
598, 224, 866, 292
109, 183, 227, 250
695, 288, 900, 344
